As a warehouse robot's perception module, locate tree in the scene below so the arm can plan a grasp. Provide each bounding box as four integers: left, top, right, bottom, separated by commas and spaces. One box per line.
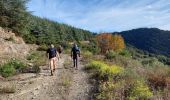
0, 0, 30, 35
96, 33, 114, 53
112, 34, 125, 52
96, 33, 125, 53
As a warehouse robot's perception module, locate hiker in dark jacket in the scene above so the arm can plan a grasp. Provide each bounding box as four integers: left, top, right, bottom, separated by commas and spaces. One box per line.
71, 43, 80, 69
57, 45, 63, 58
47, 44, 60, 76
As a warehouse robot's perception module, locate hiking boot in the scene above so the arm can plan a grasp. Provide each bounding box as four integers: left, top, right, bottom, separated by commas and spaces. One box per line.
76, 67, 78, 70
51, 70, 53, 76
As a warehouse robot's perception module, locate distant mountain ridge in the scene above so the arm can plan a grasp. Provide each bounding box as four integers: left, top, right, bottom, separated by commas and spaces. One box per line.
113, 28, 170, 57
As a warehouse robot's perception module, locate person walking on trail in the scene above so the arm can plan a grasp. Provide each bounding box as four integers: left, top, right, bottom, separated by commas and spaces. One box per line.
71, 43, 80, 69
57, 45, 63, 58
47, 44, 60, 76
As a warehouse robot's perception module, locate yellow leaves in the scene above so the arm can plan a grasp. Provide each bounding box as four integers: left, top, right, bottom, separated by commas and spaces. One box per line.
96, 33, 125, 54
87, 61, 107, 69
86, 61, 124, 76
109, 65, 124, 75
135, 80, 153, 96
82, 51, 93, 60
128, 80, 153, 99
112, 34, 125, 52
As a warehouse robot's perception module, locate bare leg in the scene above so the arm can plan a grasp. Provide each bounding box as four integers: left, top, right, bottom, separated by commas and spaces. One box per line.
50, 59, 54, 76
53, 57, 57, 71
59, 53, 61, 58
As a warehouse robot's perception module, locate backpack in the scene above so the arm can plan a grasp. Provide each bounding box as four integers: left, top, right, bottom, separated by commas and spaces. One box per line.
49, 48, 56, 57
76, 47, 80, 54
58, 47, 62, 53
72, 46, 80, 55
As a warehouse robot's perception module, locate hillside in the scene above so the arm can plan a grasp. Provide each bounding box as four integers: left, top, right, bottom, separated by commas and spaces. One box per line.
114, 28, 170, 57
0, 27, 35, 64
0, 0, 94, 46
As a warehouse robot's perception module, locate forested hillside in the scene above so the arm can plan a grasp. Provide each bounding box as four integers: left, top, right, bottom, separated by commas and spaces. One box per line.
0, 0, 93, 45
113, 28, 170, 57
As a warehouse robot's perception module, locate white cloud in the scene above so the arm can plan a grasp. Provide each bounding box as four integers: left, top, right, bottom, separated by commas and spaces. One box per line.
27, 0, 170, 32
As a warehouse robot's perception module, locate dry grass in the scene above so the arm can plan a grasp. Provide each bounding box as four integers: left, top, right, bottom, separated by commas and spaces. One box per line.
61, 59, 73, 87
63, 61, 72, 69
62, 75, 71, 87
0, 84, 16, 93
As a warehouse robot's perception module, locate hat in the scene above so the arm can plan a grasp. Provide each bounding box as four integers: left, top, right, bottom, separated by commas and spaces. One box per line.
51, 44, 54, 48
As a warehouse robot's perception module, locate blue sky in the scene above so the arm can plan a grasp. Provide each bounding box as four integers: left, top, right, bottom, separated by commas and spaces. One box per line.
27, 0, 170, 32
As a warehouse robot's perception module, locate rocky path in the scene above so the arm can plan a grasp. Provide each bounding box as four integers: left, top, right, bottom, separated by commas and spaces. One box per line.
0, 54, 93, 100
68, 62, 93, 100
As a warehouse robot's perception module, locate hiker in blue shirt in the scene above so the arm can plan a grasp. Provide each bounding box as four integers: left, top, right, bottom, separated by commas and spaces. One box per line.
71, 43, 80, 69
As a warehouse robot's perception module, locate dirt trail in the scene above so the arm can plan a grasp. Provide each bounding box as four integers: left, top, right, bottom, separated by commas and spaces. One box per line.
68, 62, 93, 100
0, 54, 93, 100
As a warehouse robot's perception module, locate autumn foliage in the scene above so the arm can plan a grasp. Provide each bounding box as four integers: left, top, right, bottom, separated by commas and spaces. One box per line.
112, 34, 125, 52
96, 33, 125, 53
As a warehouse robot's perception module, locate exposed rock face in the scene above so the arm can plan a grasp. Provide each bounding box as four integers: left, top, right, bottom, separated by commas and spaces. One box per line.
0, 27, 32, 64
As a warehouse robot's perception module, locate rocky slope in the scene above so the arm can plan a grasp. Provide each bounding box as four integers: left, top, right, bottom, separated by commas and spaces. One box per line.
0, 27, 35, 64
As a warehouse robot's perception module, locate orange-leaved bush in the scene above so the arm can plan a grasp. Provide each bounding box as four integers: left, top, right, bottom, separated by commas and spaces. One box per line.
96, 33, 125, 53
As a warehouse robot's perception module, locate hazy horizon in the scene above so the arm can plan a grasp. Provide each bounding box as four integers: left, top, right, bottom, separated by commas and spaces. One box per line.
27, 0, 170, 32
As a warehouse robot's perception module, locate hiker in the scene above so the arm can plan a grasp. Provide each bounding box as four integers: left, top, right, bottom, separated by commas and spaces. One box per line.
47, 44, 60, 76
57, 45, 63, 58
71, 43, 80, 69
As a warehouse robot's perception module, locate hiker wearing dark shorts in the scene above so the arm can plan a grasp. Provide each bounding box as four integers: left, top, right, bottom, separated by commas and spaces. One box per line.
47, 44, 60, 76
71, 43, 80, 69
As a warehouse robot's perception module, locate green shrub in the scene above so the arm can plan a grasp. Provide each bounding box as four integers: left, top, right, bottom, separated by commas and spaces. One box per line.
80, 41, 100, 54
105, 51, 117, 59
9, 59, 27, 73
96, 80, 125, 100
127, 80, 153, 100
0, 63, 16, 78
27, 51, 39, 61
82, 51, 93, 61
141, 58, 158, 66
23, 34, 36, 44
27, 51, 47, 66
86, 61, 124, 81
0, 59, 27, 77
86, 61, 124, 74
32, 65, 40, 73
119, 49, 131, 57
108, 65, 124, 75
63, 48, 71, 54
37, 44, 48, 51
86, 61, 106, 70
122, 67, 142, 80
